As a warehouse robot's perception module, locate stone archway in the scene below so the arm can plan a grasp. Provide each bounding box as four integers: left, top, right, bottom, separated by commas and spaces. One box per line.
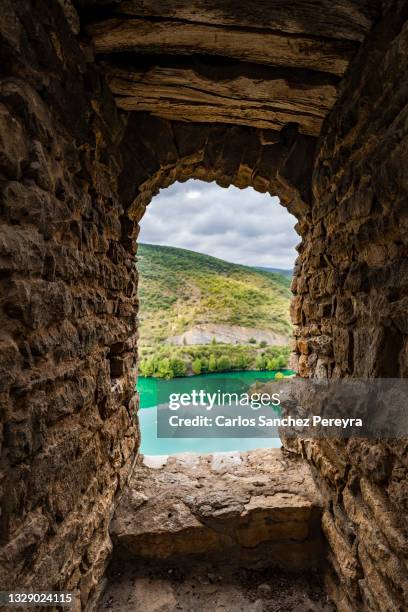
117, 114, 315, 280
1, 1, 407, 610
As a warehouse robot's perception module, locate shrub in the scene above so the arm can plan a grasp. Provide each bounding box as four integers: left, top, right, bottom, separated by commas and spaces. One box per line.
217, 355, 231, 371
157, 358, 174, 379
255, 355, 267, 370
200, 357, 209, 373
266, 357, 280, 371
234, 353, 250, 369
170, 357, 187, 377
209, 354, 217, 372
192, 358, 202, 375
139, 358, 155, 377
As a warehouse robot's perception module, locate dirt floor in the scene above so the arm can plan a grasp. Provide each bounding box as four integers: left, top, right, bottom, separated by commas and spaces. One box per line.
98, 560, 335, 612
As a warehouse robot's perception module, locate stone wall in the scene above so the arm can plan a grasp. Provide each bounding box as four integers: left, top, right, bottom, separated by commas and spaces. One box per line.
289, 2, 408, 609
0, 1, 138, 605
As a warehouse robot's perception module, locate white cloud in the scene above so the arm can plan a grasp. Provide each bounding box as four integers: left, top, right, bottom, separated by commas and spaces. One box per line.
185, 189, 202, 200
139, 179, 298, 269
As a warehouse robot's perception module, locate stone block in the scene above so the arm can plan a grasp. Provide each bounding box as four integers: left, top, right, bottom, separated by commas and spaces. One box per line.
0, 104, 28, 179
110, 449, 323, 571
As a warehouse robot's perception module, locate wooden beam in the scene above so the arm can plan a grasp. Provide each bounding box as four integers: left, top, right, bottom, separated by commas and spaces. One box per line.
113, 99, 323, 134
88, 18, 357, 76
112, 0, 377, 42
105, 64, 338, 135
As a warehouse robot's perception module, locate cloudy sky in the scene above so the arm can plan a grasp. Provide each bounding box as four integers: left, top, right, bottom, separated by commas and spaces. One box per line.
139, 180, 298, 269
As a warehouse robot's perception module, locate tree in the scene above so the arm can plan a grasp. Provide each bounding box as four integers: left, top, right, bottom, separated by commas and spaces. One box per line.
266, 357, 280, 371
209, 354, 217, 372
157, 358, 174, 379
217, 355, 231, 371
235, 353, 250, 370
259, 340, 267, 348
200, 357, 209, 373
249, 337, 257, 344
139, 358, 155, 377
170, 358, 187, 377
255, 355, 267, 370
192, 358, 202, 375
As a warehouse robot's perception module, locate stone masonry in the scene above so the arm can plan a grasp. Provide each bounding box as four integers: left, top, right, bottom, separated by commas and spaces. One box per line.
0, 1, 138, 605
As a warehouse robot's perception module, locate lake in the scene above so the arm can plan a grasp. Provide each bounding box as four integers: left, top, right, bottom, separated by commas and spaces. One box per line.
138, 370, 293, 455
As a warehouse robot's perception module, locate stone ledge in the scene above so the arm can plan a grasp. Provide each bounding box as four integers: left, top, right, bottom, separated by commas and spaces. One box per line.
110, 448, 324, 571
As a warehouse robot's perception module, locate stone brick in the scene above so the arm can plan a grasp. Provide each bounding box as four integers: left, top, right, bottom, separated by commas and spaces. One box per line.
0, 104, 28, 179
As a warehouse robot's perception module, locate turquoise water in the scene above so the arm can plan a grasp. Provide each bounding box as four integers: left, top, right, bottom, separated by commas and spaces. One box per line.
138, 370, 292, 455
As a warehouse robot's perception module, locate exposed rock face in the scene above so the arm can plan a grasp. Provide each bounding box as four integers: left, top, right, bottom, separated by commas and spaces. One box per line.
1, 0, 408, 610
110, 449, 324, 570
166, 324, 288, 346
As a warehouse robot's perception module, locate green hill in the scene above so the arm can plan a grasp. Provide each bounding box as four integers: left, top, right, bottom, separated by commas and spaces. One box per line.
137, 243, 292, 347
255, 266, 293, 277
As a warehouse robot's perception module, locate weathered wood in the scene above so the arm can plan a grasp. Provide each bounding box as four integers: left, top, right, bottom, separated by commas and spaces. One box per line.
116, 99, 320, 133
105, 65, 338, 135
88, 18, 357, 75
113, 0, 378, 42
